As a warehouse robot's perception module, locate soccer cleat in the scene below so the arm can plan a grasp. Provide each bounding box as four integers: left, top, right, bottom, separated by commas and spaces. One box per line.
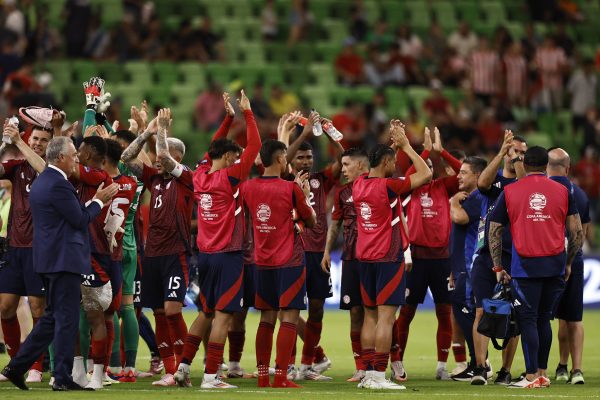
485, 360, 493, 380
368, 373, 406, 390
297, 365, 332, 381
312, 356, 332, 375
220, 362, 229, 371
470, 366, 488, 385
118, 370, 137, 383
273, 377, 302, 388
287, 364, 298, 381
104, 372, 119, 385
152, 373, 176, 386
25, 369, 43, 383
149, 356, 164, 375
18, 107, 57, 130
570, 370, 584, 385
555, 365, 569, 381
227, 365, 252, 379
0, 373, 8, 382
135, 369, 153, 378
347, 370, 365, 382
508, 376, 541, 388
390, 361, 407, 382
538, 376, 551, 388
85, 379, 104, 390
436, 367, 451, 380
494, 368, 512, 385
174, 364, 192, 388
200, 374, 237, 389
48, 376, 55, 386
451, 365, 474, 382
451, 361, 468, 377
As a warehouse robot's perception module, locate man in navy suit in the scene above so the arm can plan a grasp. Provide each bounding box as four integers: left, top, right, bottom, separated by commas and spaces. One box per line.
1, 137, 117, 391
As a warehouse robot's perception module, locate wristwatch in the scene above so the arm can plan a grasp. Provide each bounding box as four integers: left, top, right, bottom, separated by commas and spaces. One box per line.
511, 156, 523, 164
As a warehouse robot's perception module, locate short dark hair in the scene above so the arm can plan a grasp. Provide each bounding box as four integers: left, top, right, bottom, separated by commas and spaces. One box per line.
342, 147, 368, 159
113, 129, 136, 144
449, 149, 466, 161
524, 146, 548, 170
260, 139, 287, 167
463, 156, 487, 174
368, 144, 395, 168
207, 138, 242, 160
298, 141, 313, 152
513, 135, 527, 144
81, 136, 107, 158
105, 138, 123, 165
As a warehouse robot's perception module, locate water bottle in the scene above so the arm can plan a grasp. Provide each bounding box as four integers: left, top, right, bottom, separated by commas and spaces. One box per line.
311, 109, 323, 136
323, 121, 343, 141
3, 116, 19, 144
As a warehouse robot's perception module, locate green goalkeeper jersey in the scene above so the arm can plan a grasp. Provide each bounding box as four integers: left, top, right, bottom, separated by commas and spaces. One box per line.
118, 162, 143, 251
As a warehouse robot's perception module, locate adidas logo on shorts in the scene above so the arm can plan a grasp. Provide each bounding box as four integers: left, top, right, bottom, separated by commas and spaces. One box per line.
168, 291, 177, 298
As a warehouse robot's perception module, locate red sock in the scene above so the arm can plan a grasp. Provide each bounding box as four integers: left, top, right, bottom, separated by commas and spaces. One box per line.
228, 330, 245, 363
289, 337, 296, 364
390, 318, 401, 362
154, 313, 176, 374
452, 343, 467, 363
91, 338, 107, 365
373, 352, 389, 372
104, 318, 115, 371
1, 316, 21, 358
314, 345, 325, 363
396, 305, 416, 361
166, 313, 188, 363
30, 317, 44, 371
181, 334, 201, 365
255, 322, 274, 373
300, 320, 322, 365
274, 322, 296, 385
350, 331, 365, 370
435, 304, 452, 362
362, 348, 375, 370
205, 342, 225, 374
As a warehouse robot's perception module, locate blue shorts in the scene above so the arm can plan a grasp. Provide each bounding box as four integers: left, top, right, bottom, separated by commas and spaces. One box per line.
243, 263, 256, 309
340, 259, 362, 310
197, 251, 244, 313
305, 252, 332, 299
359, 261, 407, 307
555, 260, 584, 321
471, 251, 511, 308
512, 276, 565, 322
141, 253, 189, 310
255, 265, 307, 311
406, 257, 451, 305
0, 247, 45, 296
452, 271, 474, 308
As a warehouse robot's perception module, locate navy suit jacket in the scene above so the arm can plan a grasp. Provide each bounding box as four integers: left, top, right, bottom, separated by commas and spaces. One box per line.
29, 166, 102, 275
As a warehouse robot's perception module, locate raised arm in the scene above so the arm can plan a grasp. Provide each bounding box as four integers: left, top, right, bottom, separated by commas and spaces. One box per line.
122, 128, 155, 178
155, 108, 183, 176
391, 120, 432, 190
404, 127, 432, 177
229, 90, 262, 180
478, 130, 513, 191
4, 124, 45, 173
286, 123, 312, 163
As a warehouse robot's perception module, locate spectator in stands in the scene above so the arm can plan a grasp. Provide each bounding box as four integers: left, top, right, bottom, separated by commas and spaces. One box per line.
364, 45, 406, 87
333, 100, 367, 147
194, 83, 224, 132
503, 41, 528, 106
573, 146, 600, 223
334, 38, 365, 86
288, 0, 313, 45
534, 35, 568, 111
367, 19, 394, 50
470, 37, 501, 105
168, 19, 204, 61
388, 43, 419, 84
268, 85, 300, 117
521, 22, 541, 61
447, 21, 478, 61
250, 83, 273, 122
581, 108, 600, 151
349, 0, 368, 42
492, 25, 513, 54
365, 91, 388, 138
112, 13, 141, 62
424, 79, 453, 128
83, 14, 110, 60
3, 0, 25, 39
28, 16, 61, 60
438, 47, 467, 87
396, 24, 423, 61
554, 22, 575, 57
261, 0, 279, 41
477, 107, 503, 150
0, 37, 21, 88
197, 17, 223, 62
423, 21, 448, 69
63, 0, 92, 57
568, 58, 597, 134
140, 16, 164, 60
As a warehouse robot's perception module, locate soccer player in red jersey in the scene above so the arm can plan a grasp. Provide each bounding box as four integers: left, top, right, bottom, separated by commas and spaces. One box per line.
122, 109, 194, 386
176, 90, 260, 389
244, 139, 316, 389
352, 120, 431, 390
394, 127, 463, 381
322, 147, 369, 383
285, 114, 344, 380
0, 120, 49, 383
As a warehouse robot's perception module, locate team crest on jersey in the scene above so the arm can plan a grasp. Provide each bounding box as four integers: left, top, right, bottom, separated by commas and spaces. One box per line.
343, 295, 351, 304
310, 179, 320, 189
529, 193, 547, 211
256, 203, 271, 222
200, 194, 213, 210
420, 192, 433, 208
360, 202, 372, 221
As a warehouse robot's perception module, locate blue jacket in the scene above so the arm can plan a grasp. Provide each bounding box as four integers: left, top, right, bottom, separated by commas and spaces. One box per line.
29, 166, 101, 275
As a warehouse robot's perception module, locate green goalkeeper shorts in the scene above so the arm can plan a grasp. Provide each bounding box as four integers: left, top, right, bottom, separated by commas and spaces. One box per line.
122, 248, 138, 296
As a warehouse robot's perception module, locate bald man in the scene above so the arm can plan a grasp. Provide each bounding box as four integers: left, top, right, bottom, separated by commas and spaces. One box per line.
547, 147, 590, 384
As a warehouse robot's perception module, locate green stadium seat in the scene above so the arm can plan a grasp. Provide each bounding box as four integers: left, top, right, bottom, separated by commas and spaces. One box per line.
152, 62, 179, 86
203, 1, 227, 20
71, 61, 97, 84
100, 1, 123, 28
284, 65, 310, 88
404, 1, 431, 30
43, 61, 72, 88
205, 63, 235, 85
505, 22, 525, 40
234, 65, 263, 88
431, 1, 458, 31
480, 1, 507, 27
309, 63, 335, 86
362, 0, 381, 24
170, 83, 202, 99
124, 62, 152, 85
407, 86, 431, 114
455, 0, 480, 24
311, 0, 333, 20
380, 1, 407, 23
302, 85, 335, 116
321, 19, 349, 44
238, 42, 266, 65
99, 62, 127, 83
264, 43, 289, 64
538, 113, 558, 139
315, 43, 341, 63
385, 87, 410, 118
178, 63, 207, 86
525, 132, 553, 148
261, 65, 285, 87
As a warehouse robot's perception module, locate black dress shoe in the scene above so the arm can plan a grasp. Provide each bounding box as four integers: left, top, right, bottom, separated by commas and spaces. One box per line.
52, 381, 94, 391
1, 366, 29, 390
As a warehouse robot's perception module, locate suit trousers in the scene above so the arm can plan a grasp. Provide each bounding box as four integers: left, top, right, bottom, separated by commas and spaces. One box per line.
8, 272, 81, 385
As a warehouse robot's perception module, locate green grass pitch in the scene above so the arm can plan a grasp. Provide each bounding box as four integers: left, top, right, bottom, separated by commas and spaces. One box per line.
1, 310, 599, 399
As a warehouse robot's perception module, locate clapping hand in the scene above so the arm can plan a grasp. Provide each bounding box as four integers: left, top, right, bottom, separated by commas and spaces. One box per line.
157, 108, 172, 130
93, 182, 119, 204
237, 89, 251, 112
223, 92, 235, 117
390, 119, 409, 150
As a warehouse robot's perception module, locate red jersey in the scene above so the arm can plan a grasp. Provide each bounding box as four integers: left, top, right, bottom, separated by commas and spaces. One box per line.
301, 168, 337, 252
2, 160, 36, 247
142, 164, 194, 257
71, 164, 113, 255
332, 183, 358, 261
108, 174, 137, 261
243, 177, 313, 268
352, 174, 411, 262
